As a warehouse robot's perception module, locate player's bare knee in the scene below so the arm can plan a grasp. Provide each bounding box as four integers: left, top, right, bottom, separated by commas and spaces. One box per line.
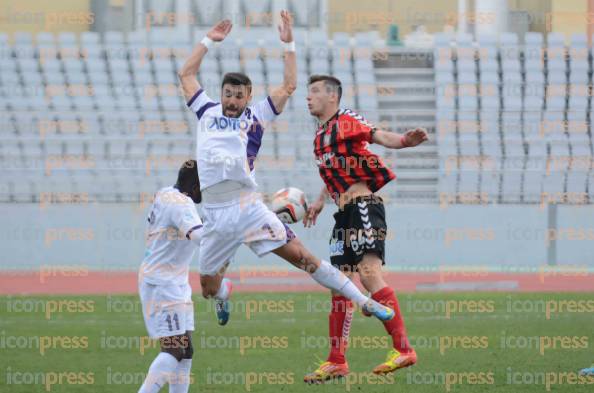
200, 277, 220, 298
359, 269, 385, 292
359, 274, 376, 291
201, 285, 218, 299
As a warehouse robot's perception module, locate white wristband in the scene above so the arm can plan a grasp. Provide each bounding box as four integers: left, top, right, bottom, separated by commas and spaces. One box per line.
201, 36, 213, 48
284, 41, 296, 52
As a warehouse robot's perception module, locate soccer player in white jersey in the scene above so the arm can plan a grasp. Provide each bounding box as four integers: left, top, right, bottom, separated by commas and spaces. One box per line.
177, 12, 393, 325
137, 160, 203, 393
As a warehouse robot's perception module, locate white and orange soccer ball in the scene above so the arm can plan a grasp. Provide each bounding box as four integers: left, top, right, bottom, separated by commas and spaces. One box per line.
271, 187, 308, 224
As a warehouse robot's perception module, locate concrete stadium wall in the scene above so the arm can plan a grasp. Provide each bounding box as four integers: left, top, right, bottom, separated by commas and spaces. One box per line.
1, 203, 593, 272
327, 0, 586, 37
0, 0, 92, 35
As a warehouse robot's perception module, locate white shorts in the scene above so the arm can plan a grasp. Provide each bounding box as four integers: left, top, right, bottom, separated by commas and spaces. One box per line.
139, 281, 194, 339
199, 196, 288, 276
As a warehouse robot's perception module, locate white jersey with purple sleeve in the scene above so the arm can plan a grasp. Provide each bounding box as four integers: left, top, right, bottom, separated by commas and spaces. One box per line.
186, 89, 279, 190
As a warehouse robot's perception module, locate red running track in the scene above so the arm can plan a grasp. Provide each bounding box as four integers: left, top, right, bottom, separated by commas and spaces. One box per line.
1, 270, 593, 294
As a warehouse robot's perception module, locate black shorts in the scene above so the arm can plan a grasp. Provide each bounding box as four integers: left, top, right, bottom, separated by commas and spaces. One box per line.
329, 195, 387, 268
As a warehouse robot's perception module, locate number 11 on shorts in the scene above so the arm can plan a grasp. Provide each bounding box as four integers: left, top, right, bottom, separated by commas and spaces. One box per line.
165, 313, 180, 331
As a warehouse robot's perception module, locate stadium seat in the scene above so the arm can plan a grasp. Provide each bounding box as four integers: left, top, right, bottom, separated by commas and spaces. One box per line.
17, 58, 39, 73
525, 32, 543, 46
111, 71, 132, 86
127, 30, 148, 46
543, 170, 567, 195
569, 133, 591, 156
459, 132, 479, 157
80, 114, 101, 135
457, 58, 476, 74
51, 95, 73, 110
527, 137, 547, 158
108, 58, 129, 74
58, 32, 77, 46
500, 33, 518, 46
333, 32, 352, 47
566, 171, 588, 194
89, 69, 109, 85
501, 169, 523, 202
568, 84, 588, 111
81, 31, 100, 45
547, 32, 565, 47
310, 57, 330, 75
459, 170, 479, 194
104, 31, 124, 44
15, 32, 33, 44
549, 134, 570, 159
0, 57, 17, 72
75, 95, 96, 112
545, 86, 566, 111
481, 170, 500, 201
458, 94, 478, 111
503, 135, 524, 158
543, 111, 565, 138
434, 33, 453, 48
456, 33, 473, 46
570, 34, 587, 48
523, 170, 543, 202
523, 111, 543, 140
569, 47, 589, 84
67, 71, 87, 84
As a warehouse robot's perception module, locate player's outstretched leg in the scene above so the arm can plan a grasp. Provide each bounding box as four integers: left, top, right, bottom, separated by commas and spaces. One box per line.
272, 238, 394, 322
200, 267, 233, 326
357, 255, 416, 374
214, 278, 233, 325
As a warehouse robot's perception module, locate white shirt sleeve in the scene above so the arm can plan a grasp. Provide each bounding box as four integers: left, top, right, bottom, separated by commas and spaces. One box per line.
186, 88, 218, 120
251, 96, 280, 122
188, 226, 204, 246
170, 197, 203, 240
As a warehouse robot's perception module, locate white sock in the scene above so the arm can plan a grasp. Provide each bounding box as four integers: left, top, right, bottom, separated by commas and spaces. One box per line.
339, 279, 371, 307
310, 260, 369, 306
169, 359, 192, 393
138, 352, 178, 393
215, 278, 230, 301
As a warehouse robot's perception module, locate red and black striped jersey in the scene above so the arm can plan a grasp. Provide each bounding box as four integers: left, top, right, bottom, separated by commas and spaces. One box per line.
313, 109, 395, 200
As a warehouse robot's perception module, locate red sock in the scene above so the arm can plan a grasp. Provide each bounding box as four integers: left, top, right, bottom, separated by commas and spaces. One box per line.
372, 286, 412, 353
327, 295, 353, 364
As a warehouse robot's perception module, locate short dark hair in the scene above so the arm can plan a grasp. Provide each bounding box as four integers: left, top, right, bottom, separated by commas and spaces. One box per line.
222, 72, 252, 94
175, 160, 201, 203
308, 74, 342, 102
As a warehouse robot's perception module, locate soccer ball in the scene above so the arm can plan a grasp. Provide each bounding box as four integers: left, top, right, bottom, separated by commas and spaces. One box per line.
271, 187, 308, 224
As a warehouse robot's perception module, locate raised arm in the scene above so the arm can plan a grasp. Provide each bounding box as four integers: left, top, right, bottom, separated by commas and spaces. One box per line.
372, 128, 429, 149
178, 19, 232, 102
268, 10, 297, 114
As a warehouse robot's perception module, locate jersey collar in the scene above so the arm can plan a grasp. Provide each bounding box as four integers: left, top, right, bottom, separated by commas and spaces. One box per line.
317, 109, 340, 132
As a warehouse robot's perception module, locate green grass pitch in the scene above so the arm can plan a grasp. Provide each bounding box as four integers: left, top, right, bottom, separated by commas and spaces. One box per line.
1, 292, 594, 392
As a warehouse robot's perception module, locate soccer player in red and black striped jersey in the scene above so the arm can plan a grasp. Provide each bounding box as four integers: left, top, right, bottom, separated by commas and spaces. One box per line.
302, 75, 428, 383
